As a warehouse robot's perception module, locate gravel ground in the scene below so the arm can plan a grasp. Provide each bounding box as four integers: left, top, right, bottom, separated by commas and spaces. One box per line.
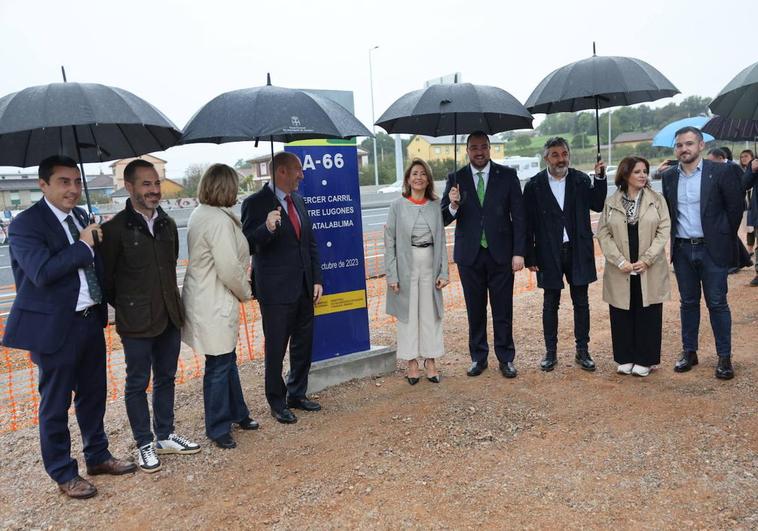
0, 269, 755, 530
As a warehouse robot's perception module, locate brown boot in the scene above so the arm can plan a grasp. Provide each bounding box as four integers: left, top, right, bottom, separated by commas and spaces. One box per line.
86, 457, 137, 476
58, 476, 97, 499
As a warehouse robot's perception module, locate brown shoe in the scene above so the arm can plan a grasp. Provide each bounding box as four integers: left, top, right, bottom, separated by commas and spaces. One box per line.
86, 457, 138, 476
58, 476, 97, 499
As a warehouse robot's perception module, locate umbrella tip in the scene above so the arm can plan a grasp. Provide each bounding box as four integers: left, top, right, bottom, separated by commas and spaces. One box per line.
61, 65, 67, 82
266, 73, 271, 86
592, 42, 596, 56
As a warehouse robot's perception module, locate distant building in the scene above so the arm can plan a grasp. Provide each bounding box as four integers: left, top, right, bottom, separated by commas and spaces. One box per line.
612, 131, 656, 146
110, 154, 168, 190
406, 135, 506, 163
0, 172, 41, 210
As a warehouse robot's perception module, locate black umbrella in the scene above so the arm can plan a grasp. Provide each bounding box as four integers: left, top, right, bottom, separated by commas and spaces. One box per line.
709, 61, 758, 120
702, 115, 758, 153
375, 82, 533, 180
180, 74, 372, 194
525, 43, 679, 168
0, 68, 181, 214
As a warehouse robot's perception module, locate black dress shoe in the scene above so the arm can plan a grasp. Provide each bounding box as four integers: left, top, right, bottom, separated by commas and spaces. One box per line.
715, 356, 734, 380
238, 417, 259, 430
466, 361, 488, 377
500, 362, 518, 378
674, 350, 698, 372
426, 375, 440, 384
575, 350, 596, 372
540, 352, 558, 372
286, 398, 322, 411
271, 408, 298, 424
406, 376, 420, 385
213, 433, 236, 449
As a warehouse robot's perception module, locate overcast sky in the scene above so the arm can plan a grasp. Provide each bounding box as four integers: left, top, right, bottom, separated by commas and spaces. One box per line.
0, 0, 754, 178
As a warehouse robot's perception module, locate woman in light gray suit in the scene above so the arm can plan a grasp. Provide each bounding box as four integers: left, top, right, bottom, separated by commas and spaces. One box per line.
385, 158, 449, 384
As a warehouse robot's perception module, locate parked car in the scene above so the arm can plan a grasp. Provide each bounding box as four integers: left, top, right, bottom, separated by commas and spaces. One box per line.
377, 182, 403, 194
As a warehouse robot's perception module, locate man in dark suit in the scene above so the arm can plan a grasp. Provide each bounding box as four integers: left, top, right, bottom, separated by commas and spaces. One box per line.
524, 137, 606, 372
441, 132, 526, 378
660, 127, 744, 379
742, 155, 758, 286
241, 152, 323, 424
3, 155, 136, 499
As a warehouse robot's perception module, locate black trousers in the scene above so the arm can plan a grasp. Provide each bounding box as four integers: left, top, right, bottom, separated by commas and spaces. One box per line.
260, 285, 314, 412
542, 244, 590, 354
34, 310, 111, 484
121, 323, 180, 447
609, 275, 663, 366
458, 246, 515, 364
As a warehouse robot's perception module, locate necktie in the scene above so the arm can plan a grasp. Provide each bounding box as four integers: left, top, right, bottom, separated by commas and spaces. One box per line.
476, 172, 487, 248
64, 215, 103, 304
285, 195, 301, 240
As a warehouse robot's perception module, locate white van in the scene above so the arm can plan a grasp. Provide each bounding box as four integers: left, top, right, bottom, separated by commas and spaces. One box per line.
496, 156, 541, 180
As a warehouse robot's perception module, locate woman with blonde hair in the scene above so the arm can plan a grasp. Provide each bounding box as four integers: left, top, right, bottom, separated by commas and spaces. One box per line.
385, 158, 449, 384
596, 156, 671, 377
182, 163, 257, 448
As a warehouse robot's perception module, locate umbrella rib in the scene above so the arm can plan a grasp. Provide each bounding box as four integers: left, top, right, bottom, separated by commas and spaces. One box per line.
115, 123, 139, 159
22, 128, 33, 169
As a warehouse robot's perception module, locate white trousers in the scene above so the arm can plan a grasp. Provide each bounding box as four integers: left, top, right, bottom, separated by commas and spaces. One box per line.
396, 246, 444, 361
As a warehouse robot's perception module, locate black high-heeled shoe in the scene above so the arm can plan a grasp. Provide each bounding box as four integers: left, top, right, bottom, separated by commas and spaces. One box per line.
406, 376, 420, 385
424, 359, 440, 383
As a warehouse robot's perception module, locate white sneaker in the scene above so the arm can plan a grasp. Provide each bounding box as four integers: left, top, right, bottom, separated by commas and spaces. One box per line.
617, 363, 634, 375
137, 443, 161, 473
632, 365, 651, 377
155, 433, 201, 455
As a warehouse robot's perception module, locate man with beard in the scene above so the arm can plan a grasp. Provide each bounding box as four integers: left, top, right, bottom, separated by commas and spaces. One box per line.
660, 127, 744, 379
102, 159, 200, 473
441, 132, 525, 378
523, 137, 607, 372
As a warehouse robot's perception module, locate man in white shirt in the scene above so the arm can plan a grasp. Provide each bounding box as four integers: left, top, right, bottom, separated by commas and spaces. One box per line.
3, 155, 137, 500
523, 137, 607, 372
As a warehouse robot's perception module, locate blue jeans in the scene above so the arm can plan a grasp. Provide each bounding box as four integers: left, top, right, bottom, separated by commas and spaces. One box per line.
121, 324, 180, 447
672, 240, 732, 357
203, 350, 250, 440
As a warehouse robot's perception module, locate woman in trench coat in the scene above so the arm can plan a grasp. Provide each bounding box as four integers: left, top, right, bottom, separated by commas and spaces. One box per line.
385, 158, 449, 384
596, 156, 671, 377
182, 164, 257, 449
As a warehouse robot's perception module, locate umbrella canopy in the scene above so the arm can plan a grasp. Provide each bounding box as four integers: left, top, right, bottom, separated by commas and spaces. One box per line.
652, 116, 714, 148
0, 82, 181, 167
180, 79, 371, 145
526, 45, 679, 162
702, 115, 758, 142
709, 61, 758, 121
375, 82, 533, 136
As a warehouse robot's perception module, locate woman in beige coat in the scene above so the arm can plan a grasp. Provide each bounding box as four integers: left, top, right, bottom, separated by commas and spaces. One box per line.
182, 164, 257, 449
596, 156, 671, 377
385, 158, 449, 384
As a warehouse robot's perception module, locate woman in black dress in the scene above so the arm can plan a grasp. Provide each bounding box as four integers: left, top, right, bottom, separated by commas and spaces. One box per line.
596, 156, 671, 376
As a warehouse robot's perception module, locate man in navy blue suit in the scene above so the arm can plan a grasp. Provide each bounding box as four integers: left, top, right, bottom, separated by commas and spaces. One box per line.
3, 155, 136, 499
441, 132, 526, 378
660, 127, 744, 380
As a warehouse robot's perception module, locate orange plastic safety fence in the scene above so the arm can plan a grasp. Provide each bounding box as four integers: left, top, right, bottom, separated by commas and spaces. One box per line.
0, 227, 609, 433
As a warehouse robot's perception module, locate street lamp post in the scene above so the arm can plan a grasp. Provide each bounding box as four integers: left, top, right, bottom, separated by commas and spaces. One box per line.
369, 45, 379, 187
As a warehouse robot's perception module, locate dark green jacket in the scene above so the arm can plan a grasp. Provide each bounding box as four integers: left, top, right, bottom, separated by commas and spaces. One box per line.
101, 199, 184, 337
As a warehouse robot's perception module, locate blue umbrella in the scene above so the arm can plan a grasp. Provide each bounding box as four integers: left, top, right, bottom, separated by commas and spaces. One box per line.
652, 116, 714, 147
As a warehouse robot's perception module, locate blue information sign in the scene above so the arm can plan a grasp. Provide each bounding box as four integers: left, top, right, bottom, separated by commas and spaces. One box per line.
286, 141, 371, 362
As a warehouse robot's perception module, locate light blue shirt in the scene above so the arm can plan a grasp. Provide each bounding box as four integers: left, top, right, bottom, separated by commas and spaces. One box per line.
676, 159, 704, 238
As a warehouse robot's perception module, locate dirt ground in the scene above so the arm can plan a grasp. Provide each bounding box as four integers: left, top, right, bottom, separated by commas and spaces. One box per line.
0, 269, 755, 530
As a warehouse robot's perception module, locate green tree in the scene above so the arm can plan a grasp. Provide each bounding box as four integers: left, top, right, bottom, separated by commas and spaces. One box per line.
181, 163, 210, 197
512, 135, 531, 148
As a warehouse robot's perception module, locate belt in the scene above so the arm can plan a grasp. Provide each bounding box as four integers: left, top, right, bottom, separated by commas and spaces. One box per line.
412, 243, 432, 248
676, 237, 705, 245
76, 305, 97, 317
